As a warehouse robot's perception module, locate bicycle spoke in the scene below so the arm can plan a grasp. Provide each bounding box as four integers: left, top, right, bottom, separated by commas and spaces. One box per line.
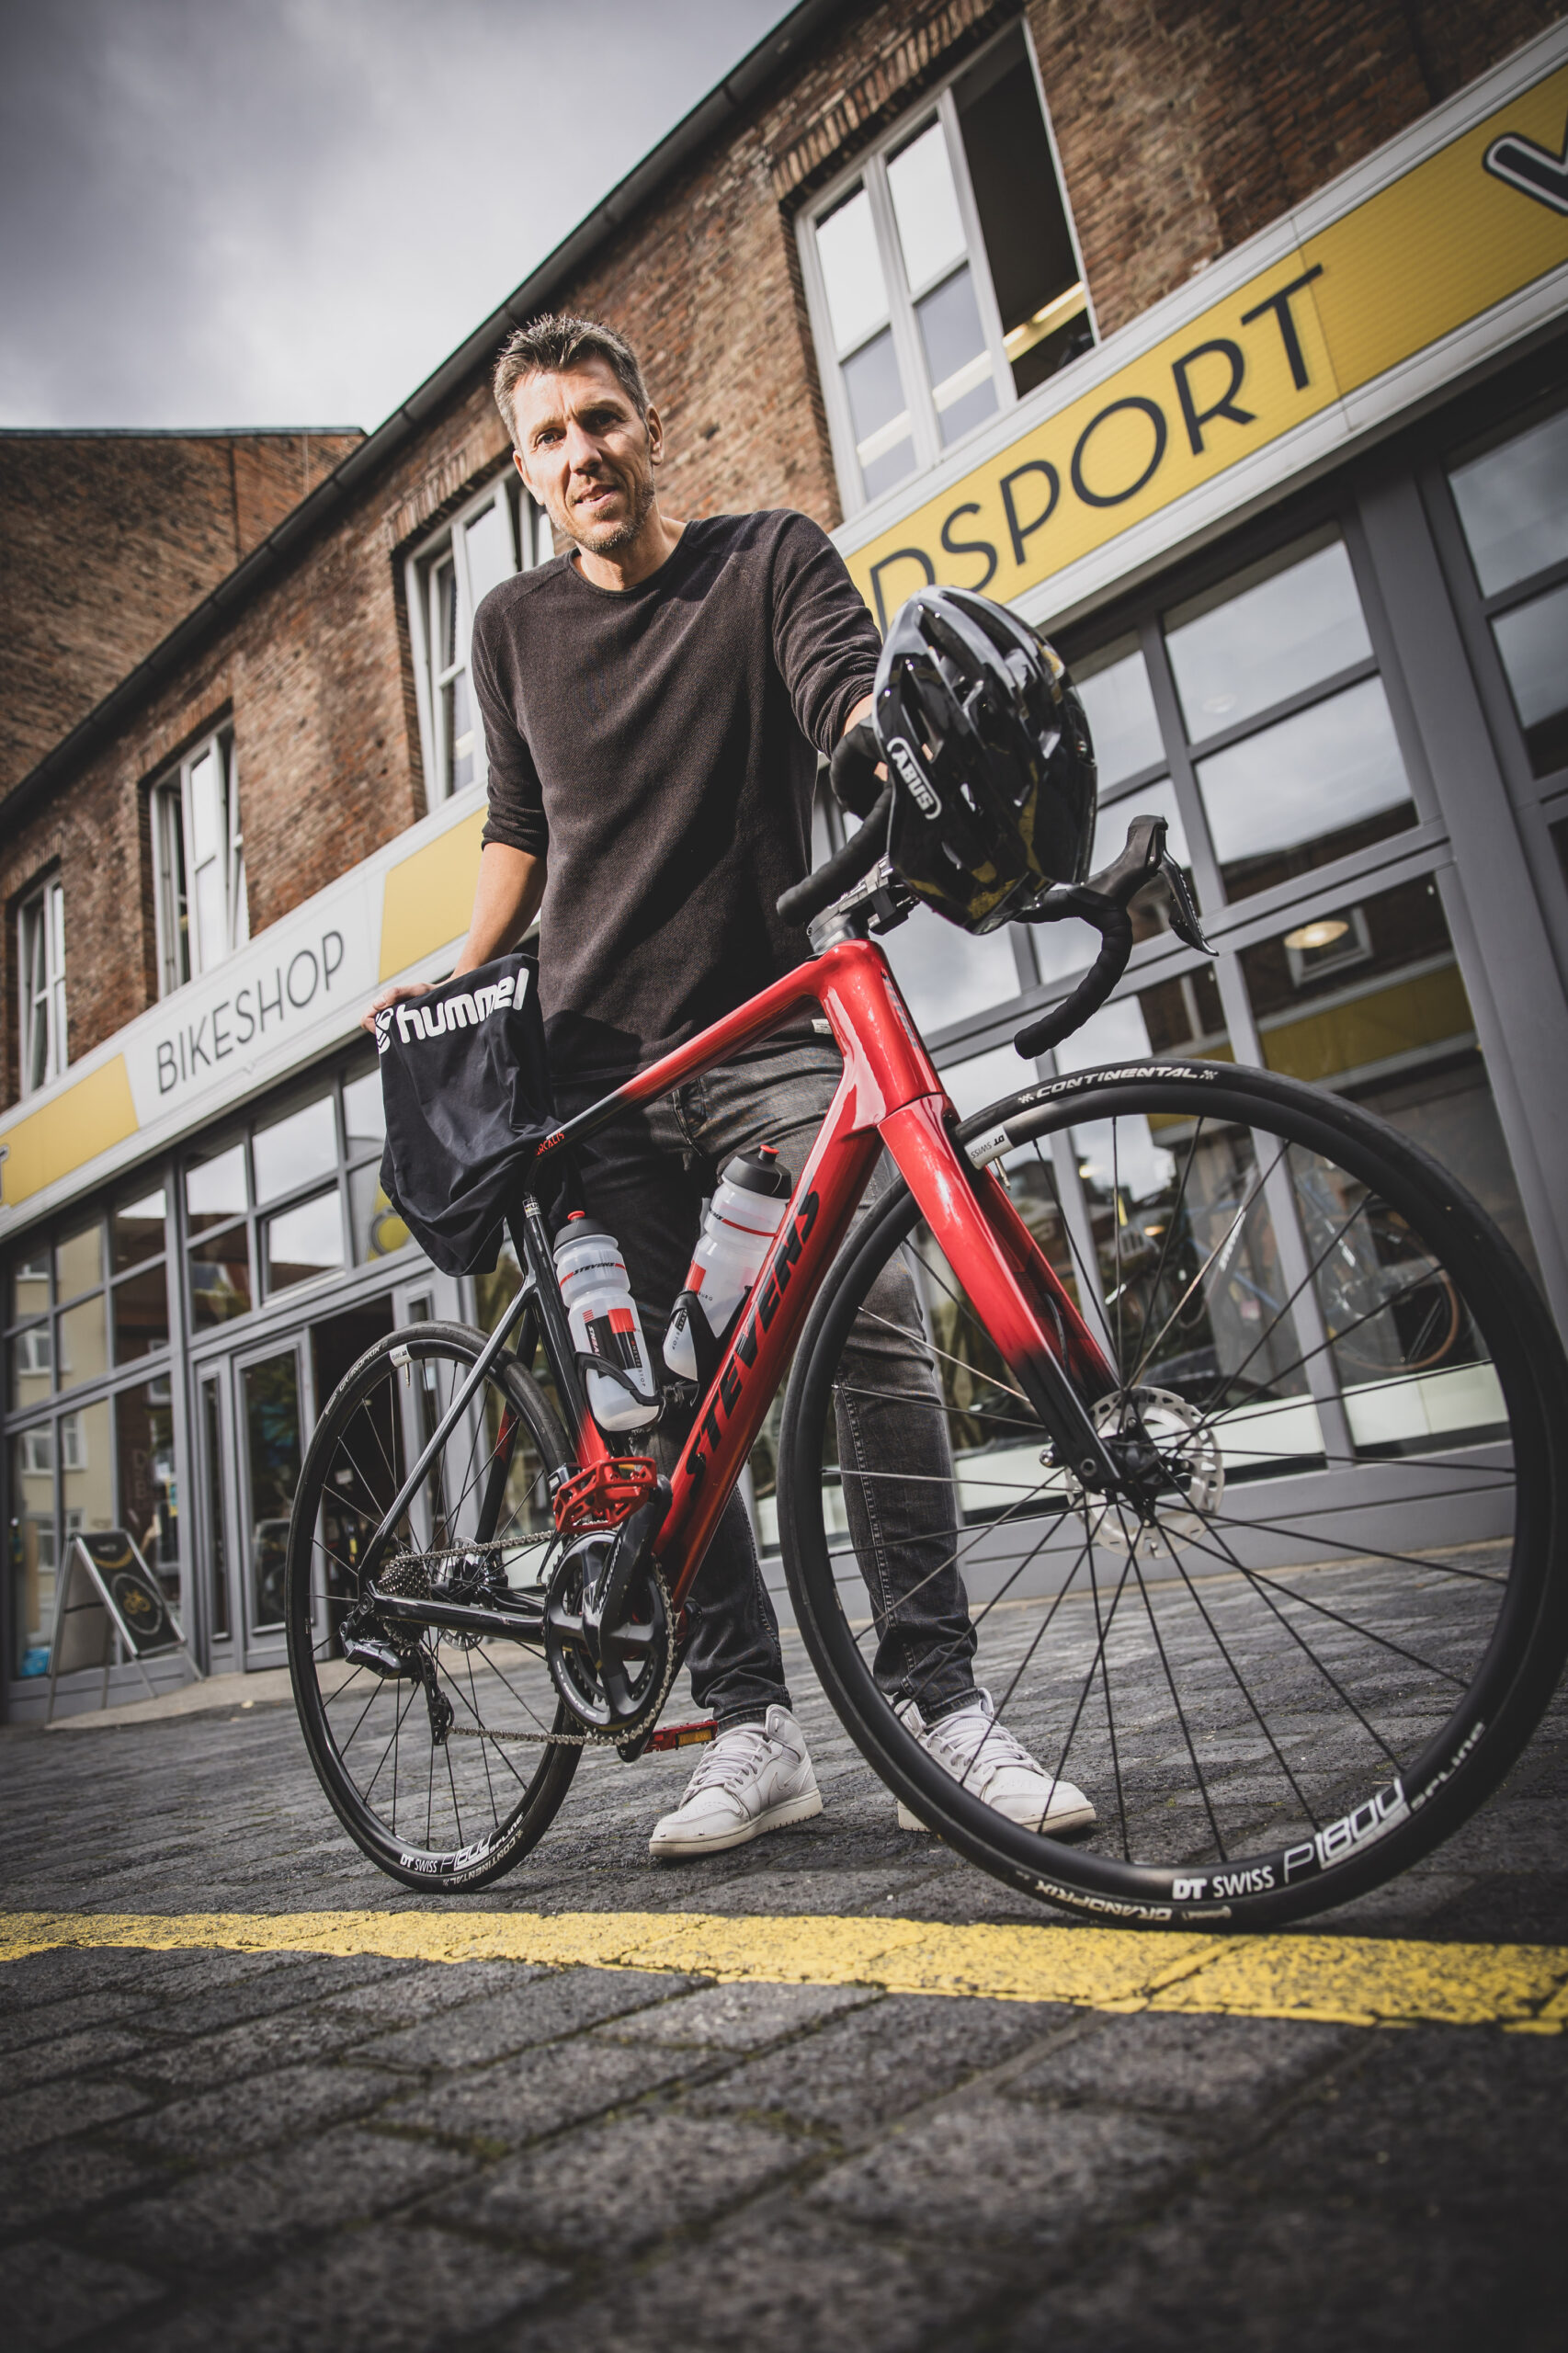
1133, 1135, 1290, 1387
1162, 1537, 1322, 1831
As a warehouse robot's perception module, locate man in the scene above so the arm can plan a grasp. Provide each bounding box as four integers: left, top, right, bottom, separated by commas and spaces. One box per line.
368, 314, 1091, 1859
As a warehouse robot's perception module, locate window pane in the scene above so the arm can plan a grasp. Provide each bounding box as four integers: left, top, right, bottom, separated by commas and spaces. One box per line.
201, 1379, 230, 1642
1242, 874, 1528, 1427
9, 1321, 54, 1406
253, 1095, 336, 1207
464, 494, 514, 609
1165, 537, 1372, 739
188, 745, 222, 864
814, 184, 889, 353
843, 326, 915, 501
116, 1379, 178, 1596
887, 119, 967, 290
187, 1142, 247, 1232
57, 1294, 108, 1392
342, 1069, 385, 1158
1449, 405, 1568, 596
113, 1264, 169, 1363
61, 1397, 113, 1552
189, 1225, 251, 1327
349, 1163, 410, 1265
881, 906, 1020, 1038
266, 1188, 345, 1293
194, 855, 227, 973
1196, 676, 1414, 900
1074, 639, 1163, 789
242, 1352, 301, 1631
9, 1249, 51, 1325
111, 1188, 166, 1272
1492, 578, 1568, 778
916, 267, 996, 445
55, 1222, 103, 1301
449, 668, 476, 792
11, 1425, 57, 1674
436, 554, 459, 672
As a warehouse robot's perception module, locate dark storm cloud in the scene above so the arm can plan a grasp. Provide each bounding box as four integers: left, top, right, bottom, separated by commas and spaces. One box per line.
0, 0, 794, 429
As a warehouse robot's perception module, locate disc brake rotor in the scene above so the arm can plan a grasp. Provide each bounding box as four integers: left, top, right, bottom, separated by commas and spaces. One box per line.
1065, 1385, 1224, 1559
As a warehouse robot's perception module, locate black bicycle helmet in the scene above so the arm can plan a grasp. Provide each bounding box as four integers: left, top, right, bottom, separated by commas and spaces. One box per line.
873, 585, 1096, 933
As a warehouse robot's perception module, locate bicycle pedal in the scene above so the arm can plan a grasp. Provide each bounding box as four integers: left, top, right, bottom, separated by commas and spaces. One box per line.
644, 1719, 717, 1752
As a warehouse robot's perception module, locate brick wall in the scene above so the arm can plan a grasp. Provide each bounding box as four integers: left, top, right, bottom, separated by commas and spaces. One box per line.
5, 0, 1557, 1108
0, 431, 364, 800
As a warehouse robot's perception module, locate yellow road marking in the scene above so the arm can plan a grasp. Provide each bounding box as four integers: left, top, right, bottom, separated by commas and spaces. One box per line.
3, 1911, 1564, 2031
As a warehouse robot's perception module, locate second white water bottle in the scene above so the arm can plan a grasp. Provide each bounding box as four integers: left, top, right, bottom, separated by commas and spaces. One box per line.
663, 1145, 793, 1381
552, 1213, 660, 1432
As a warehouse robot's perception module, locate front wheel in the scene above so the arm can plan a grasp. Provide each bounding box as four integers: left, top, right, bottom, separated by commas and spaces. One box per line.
285, 1322, 581, 1891
778, 1062, 1568, 1928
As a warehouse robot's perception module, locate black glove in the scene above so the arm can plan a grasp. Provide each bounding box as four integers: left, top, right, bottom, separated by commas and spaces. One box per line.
829, 718, 883, 818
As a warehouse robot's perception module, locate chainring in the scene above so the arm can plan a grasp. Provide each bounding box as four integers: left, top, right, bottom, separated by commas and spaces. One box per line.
543, 1530, 673, 1734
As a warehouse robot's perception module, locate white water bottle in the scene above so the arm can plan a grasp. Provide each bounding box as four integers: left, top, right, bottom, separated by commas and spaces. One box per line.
663, 1145, 793, 1381
552, 1213, 659, 1433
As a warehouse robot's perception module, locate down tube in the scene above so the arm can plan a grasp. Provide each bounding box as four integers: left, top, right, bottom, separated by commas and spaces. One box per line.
655, 1096, 883, 1610
881, 1096, 1119, 1424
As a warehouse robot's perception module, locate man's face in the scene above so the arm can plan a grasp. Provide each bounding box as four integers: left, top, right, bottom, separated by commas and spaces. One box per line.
511, 358, 662, 555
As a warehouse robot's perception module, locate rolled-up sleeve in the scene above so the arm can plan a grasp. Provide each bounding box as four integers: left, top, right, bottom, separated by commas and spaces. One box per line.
768, 514, 881, 756
472, 594, 549, 857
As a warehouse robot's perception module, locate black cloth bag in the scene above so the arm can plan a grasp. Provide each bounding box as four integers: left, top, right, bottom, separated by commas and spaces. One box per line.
376, 951, 557, 1276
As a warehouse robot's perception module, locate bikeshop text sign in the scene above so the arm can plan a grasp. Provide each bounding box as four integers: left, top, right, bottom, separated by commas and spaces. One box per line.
844, 57, 1568, 628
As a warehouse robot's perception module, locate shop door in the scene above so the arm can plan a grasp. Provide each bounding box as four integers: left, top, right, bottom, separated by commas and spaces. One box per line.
194, 1365, 239, 1671
234, 1334, 311, 1668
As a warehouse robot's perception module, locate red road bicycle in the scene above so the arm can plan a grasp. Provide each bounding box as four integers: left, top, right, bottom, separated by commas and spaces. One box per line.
286, 805, 1568, 1928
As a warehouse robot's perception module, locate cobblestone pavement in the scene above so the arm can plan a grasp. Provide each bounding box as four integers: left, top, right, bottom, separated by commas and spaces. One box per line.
2, 1624, 1564, 2353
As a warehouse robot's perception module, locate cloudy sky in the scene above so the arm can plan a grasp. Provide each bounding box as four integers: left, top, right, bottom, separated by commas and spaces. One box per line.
0, 0, 795, 433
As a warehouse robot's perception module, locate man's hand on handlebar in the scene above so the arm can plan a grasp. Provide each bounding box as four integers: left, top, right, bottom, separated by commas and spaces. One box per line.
830, 714, 883, 818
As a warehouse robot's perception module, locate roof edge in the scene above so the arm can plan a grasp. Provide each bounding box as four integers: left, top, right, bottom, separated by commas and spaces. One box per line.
1, 0, 851, 834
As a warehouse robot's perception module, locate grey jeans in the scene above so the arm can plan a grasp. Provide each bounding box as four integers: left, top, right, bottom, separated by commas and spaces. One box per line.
555, 1037, 978, 1727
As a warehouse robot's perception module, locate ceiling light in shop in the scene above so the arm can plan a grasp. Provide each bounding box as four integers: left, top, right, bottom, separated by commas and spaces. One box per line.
1283, 918, 1350, 952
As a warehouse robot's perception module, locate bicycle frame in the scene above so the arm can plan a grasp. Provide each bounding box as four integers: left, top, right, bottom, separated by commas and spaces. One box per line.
518, 936, 1119, 1613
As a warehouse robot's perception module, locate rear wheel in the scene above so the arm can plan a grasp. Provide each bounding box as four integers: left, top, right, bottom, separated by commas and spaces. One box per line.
285, 1323, 580, 1891
778, 1062, 1567, 1927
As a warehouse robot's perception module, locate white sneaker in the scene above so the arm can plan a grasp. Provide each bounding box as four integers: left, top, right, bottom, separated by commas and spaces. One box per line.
648, 1705, 824, 1860
895, 1689, 1096, 1836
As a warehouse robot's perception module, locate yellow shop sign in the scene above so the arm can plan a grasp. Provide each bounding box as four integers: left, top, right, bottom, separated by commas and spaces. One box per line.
846, 60, 1568, 629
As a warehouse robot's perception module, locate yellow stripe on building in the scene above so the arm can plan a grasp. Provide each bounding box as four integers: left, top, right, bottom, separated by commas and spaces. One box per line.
378, 806, 487, 982
3, 1909, 1565, 2032
0, 1058, 139, 1210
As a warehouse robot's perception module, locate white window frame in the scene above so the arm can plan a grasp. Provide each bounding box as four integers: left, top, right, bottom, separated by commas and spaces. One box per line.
406, 472, 551, 811
796, 21, 1093, 518
152, 725, 248, 998
17, 875, 67, 1097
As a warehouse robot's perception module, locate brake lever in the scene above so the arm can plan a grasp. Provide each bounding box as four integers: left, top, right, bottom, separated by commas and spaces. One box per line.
1160, 848, 1214, 956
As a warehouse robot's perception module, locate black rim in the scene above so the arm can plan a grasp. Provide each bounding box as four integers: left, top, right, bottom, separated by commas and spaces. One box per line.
781, 1063, 1563, 1924
286, 1328, 578, 1884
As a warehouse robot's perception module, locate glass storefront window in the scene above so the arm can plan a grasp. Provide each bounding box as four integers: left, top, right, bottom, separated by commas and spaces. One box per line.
10, 1424, 57, 1676
187, 1142, 247, 1231
1089, 779, 1194, 952
1490, 578, 1568, 778
1449, 404, 1568, 597
61, 1396, 113, 1557
113, 1264, 169, 1363
1073, 636, 1164, 789
941, 1043, 1025, 1119
265, 1189, 345, 1293
200, 1379, 230, 1642
1194, 676, 1413, 901
111, 1188, 166, 1271
1165, 534, 1372, 739
115, 1380, 178, 1599
189, 1227, 252, 1327
882, 906, 1021, 1040
57, 1293, 108, 1392
55, 1222, 103, 1302
349, 1165, 410, 1265
242, 1352, 301, 1632
342, 1070, 385, 1158
8, 1322, 53, 1409
253, 1094, 336, 1206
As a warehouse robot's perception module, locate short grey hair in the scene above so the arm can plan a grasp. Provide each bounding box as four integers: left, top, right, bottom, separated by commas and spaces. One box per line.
493, 313, 651, 448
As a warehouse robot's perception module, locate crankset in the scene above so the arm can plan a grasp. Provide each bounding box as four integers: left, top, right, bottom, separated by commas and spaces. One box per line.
1063, 1386, 1224, 1561
544, 1532, 673, 1732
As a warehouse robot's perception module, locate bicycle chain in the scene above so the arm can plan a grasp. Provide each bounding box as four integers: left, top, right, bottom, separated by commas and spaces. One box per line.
378, 1549, 680, 1750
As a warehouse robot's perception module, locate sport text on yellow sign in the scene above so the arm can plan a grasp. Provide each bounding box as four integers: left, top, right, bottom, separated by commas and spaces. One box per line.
846, 63, 1568, 629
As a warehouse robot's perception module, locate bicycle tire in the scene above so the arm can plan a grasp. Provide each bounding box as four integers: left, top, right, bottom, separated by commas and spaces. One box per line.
286, 1321, 581, 1892
778, 1060, 1568, 1928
